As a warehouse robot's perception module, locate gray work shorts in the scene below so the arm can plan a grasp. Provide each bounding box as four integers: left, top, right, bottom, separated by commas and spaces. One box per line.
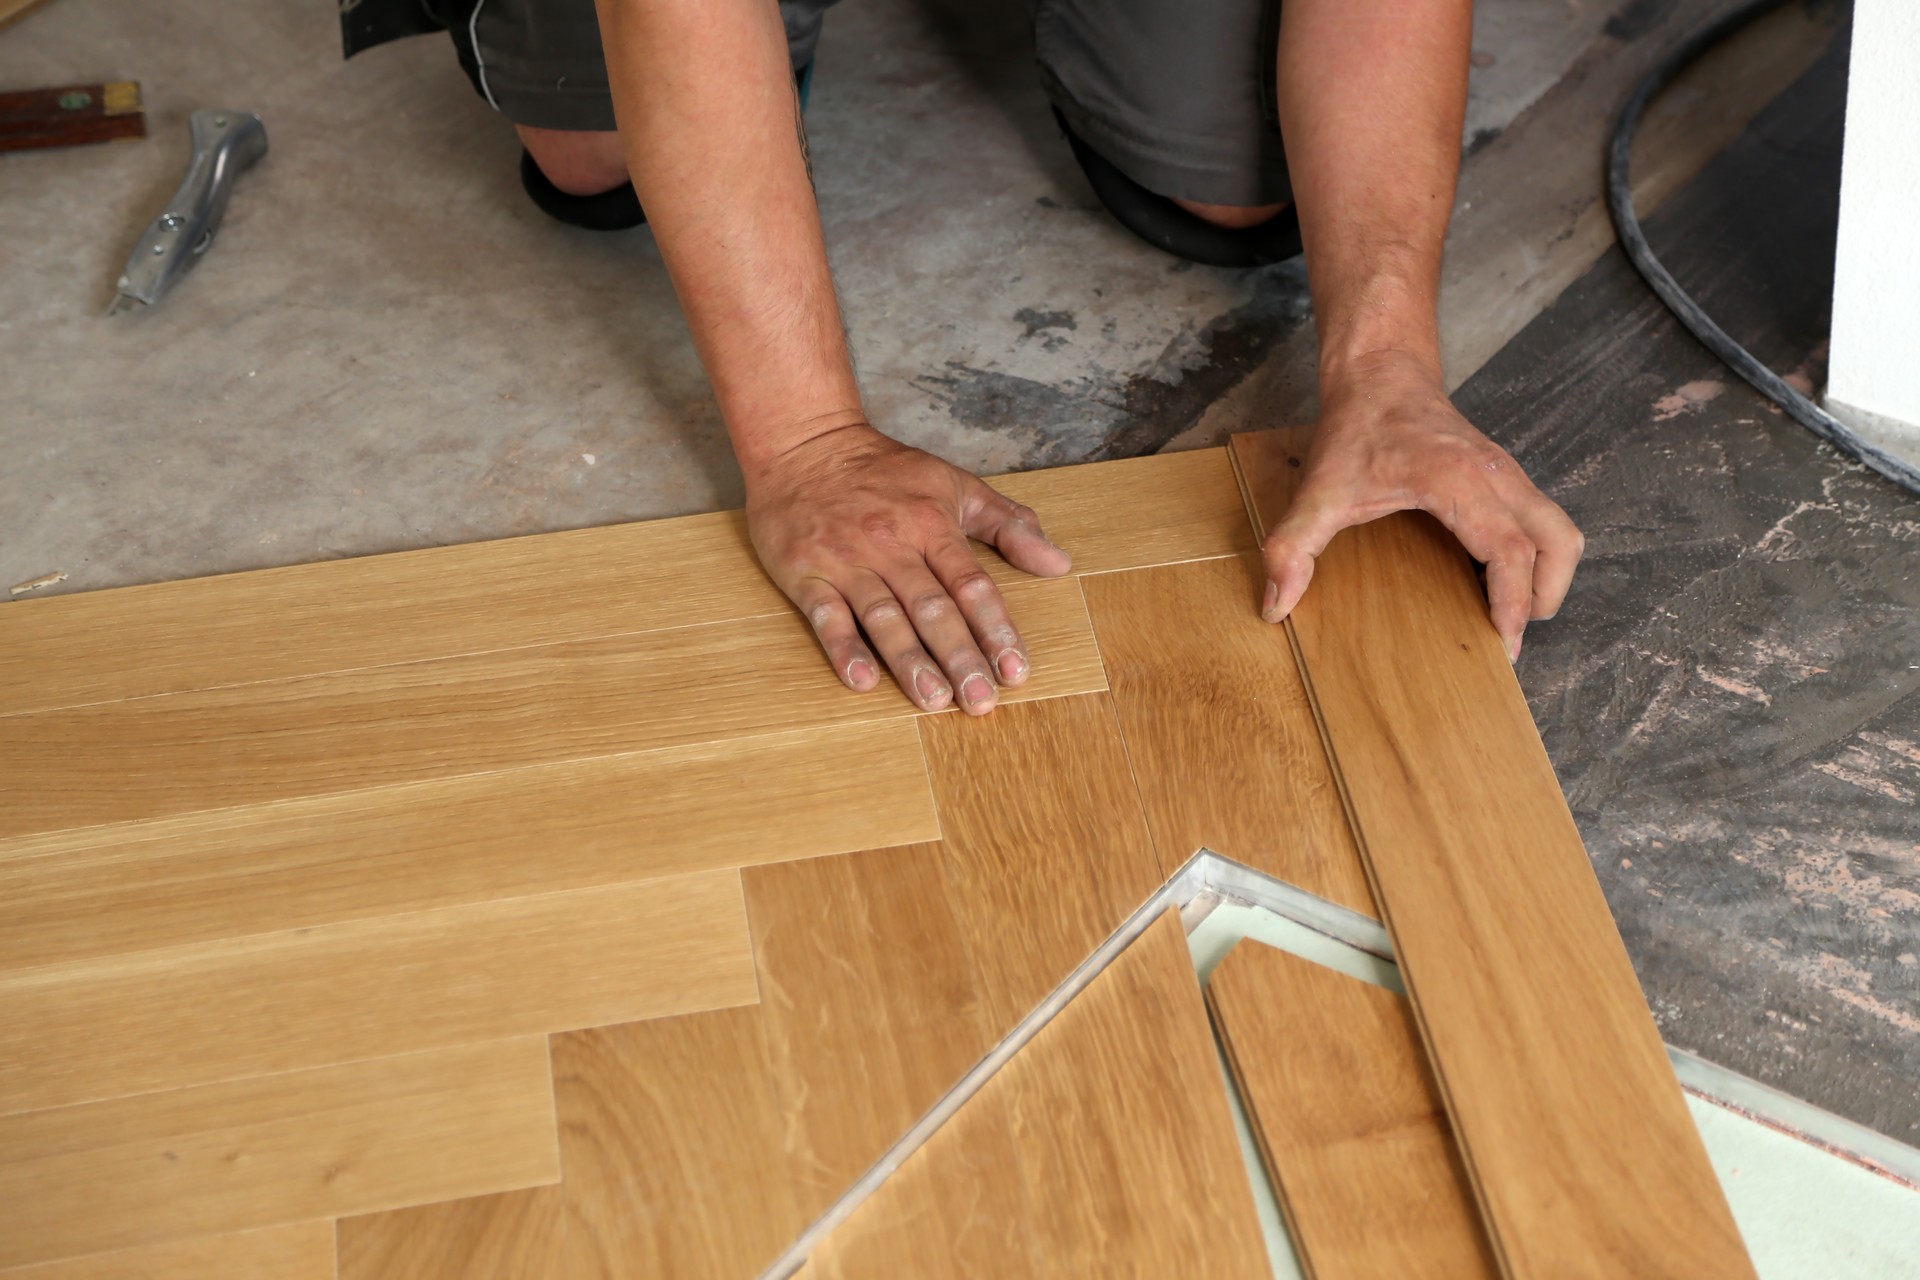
344, 0, 1290, 207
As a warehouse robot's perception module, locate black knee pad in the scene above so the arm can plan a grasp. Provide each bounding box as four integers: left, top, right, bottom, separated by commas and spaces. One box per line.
1053, 108, 1302, 269
519, 150, 648, 232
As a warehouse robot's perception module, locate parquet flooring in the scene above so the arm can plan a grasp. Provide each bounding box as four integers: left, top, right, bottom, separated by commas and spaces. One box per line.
0, 442, 1744, 1277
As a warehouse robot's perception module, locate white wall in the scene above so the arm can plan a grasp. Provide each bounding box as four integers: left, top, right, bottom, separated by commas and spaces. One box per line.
1827, 0, 1920, 444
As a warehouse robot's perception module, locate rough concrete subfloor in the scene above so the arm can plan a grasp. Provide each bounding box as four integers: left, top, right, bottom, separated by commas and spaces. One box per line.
2, 0, 1601, 593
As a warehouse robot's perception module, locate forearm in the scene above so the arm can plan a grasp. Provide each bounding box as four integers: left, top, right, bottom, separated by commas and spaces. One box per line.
592, 0, 861, 475
1276, 0, 1472, 383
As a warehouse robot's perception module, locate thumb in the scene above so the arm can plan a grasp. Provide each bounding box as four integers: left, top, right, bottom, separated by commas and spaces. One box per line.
1261, 482, 1347, 624
965, 480, 1073, 578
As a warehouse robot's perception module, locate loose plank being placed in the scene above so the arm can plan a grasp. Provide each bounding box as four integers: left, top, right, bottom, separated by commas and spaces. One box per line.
0, 448, 1248, 718
1231, 429, 1752, 1279
1208, 940, 1495, 1279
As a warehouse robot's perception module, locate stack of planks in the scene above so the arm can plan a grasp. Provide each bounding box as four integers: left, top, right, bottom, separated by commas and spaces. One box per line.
0, 437, 1749, 1277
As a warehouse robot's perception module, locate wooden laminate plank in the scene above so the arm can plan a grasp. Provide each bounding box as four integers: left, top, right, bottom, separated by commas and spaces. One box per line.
0, 1038, 557, 1270
1229, 430, 1753, 1278
0, 869, 753, 1115
1207, 940, 1496, 1279
1002, 910, 1269, 1275
0, 576, 1098, 841
0, 720, 933, 973
0, 450, 1245, 718
916, 693, 1167, 1033
0, 1222, 335, 1280
801, 1088, 1040, 1280
553, 1006, 801, 1280
1082, 553, 1373, 909
339, 1185, 567, 1280
811, 910, 1268, 1276
745, 843, 1004, 1222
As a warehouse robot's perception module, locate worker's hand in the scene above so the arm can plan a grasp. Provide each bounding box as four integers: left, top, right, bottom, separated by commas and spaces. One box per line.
743, 422, 1074, 713
1260, 351, 1583, 660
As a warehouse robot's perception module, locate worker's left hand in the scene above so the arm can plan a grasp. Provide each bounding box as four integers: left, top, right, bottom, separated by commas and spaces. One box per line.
1259, 350, 1584, 661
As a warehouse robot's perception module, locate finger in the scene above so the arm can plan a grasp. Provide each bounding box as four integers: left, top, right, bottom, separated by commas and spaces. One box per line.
963, 482, 1073, 578
791, 577, 881, 692
925, 536, 1029, 687
1424, 488, 1536, 661
844, 571, 953, 711
1513, 495, 1585, 621
879, 561, 1000, 716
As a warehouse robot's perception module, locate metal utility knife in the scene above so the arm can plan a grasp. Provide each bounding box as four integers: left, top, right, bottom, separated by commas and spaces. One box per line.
110, 108, 267, 314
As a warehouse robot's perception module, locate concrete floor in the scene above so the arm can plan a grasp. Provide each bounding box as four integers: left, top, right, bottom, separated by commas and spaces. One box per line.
1, 0, 1603, 594
6, 0, 1915, 1151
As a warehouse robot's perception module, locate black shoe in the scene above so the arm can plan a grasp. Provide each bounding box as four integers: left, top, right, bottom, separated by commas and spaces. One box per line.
1052, 107, 1302, 268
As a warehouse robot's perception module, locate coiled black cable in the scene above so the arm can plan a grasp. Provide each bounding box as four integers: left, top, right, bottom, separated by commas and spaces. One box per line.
1606, 0, 1920, 493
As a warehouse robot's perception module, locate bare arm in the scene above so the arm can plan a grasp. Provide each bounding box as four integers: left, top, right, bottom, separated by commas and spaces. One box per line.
1262, 0, 1583, 659
592, 0, 1070, 711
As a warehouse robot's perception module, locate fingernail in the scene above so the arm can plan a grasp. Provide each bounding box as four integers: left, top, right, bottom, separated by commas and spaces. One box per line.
846, 658, 874, 688
996, 649, 1028, 684
1261, 581, 1280, 622
1507, 634, 1523, 663
914, 667, 951, 707
960, 673, 994, 707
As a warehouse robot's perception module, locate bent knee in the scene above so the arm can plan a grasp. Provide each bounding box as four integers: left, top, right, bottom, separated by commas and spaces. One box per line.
517, 125, 629, 197
1172, 197, 1289, 230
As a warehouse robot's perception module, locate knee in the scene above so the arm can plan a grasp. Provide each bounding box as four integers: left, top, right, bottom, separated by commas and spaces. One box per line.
1172, 197, 1290, 230
516, 125, 629, 197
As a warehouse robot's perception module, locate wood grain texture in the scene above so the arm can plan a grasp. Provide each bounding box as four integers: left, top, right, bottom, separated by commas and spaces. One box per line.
998, 909, 1269, 1276
802, 1088, 1039, 1280
339, 1185, 567, 1280
0, 1039, 557, 1270
1208, 941, 1496, 1279
745, 843, 1000, 1221
553, 1006, 801, 1280
0, 720, 932, 973
0, 576, 1099, 839
917, 694, 1167, 1032
0, 869, 754, 1114
1231, 429, 1753, 1278
1083, 553, 1373, 909
0, 1222, 334, 1280
0, 449, 1242, 718
803, 912, 1268, 1279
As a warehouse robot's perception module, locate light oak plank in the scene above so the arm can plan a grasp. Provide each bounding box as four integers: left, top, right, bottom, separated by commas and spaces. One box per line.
553, 1006, 801, 1280
1231, 430, 1753, 1279
917, 694, 1167, 1032
1082, 553, 1373, 909
0, 1221, 335, 1280
1208, 940, 1496, 1279
804, 913, 1268, 1278
0, 450, 1244, 718
803, 1088, 1040, 1280
0, 869, 754, 1115
0, 575, 1099, 840
745, 843, 1002, 1222
1003, 910, 1269, 1275
0, 720, 933, 973
0, 1039, 557, 1270
339, 1185, 567, 1280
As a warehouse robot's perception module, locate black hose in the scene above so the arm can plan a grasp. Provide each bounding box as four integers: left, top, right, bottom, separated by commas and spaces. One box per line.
1606, 0, 1920, 494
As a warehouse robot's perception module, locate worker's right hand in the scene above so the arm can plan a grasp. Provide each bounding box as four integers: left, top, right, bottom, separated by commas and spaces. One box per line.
742, 422, 1074, 715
